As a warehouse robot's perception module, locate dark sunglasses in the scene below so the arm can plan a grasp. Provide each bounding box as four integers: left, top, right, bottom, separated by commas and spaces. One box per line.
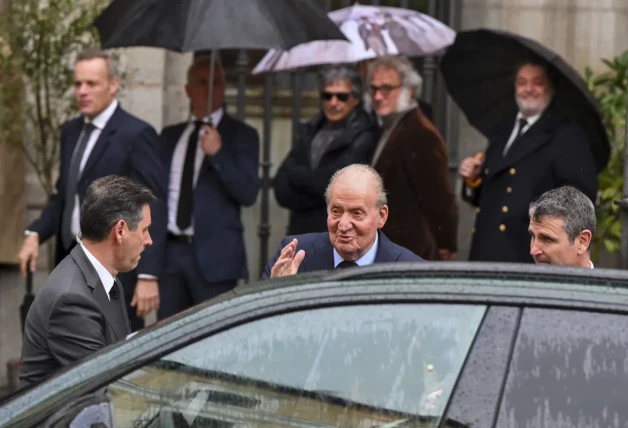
320, 91, 352, 102
369, 84, 401, 96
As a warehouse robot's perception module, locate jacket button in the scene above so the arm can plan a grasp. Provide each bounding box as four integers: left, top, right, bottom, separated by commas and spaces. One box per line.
502, 206, 509, 213
506, 186, 512, 193
499, 224, 506, 232
484, 168, 489, 174
509, 168, 516, 175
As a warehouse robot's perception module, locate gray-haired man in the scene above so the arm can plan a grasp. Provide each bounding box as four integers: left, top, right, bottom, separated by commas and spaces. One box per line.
528, 186, 595, 268
273, 65, 380, 235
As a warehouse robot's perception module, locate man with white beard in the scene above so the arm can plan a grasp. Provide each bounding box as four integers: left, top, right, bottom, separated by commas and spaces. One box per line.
458, 60, 597, 264
366, 56, 459, 261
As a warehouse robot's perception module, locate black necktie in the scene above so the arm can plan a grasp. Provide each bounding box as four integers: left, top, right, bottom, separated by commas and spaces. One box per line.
110, 278, 131, 334
177, 121, 203, 231
336, 260, 359, 269
61, 122, 96, 249
109, 278, 120, 300
515, 118, 528, 139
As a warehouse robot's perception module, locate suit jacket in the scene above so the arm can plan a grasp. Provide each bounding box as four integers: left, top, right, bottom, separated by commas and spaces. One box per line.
261, 230, 422, 279
161, 113, 260, 283
28, 104, 168, 296
273, 107, 379, 235
19, 245, 130, 389
374, 107, 459, 260
463, 104, 598, 263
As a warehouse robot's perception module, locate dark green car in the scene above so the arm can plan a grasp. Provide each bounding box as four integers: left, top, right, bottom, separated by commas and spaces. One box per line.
1, 262, 628, 427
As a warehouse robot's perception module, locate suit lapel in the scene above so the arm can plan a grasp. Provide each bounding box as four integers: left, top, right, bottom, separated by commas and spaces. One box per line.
79, 107, 122, 179
163, 124, 188, 175
299, 235, 335, 272
70, 246, 128, 341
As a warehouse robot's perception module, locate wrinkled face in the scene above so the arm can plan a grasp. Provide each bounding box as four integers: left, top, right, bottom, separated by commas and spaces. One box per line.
327, 177, 388, 261
114, 204, 153, 273
186, 62, 225, 118
321, 80, 359, 123
529, 216, 590, 266
370, 66, 411, 117
515, 64, 553, 117
74, 58, 119, 120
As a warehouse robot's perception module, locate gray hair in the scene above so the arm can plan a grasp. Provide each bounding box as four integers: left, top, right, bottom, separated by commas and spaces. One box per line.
529, 186, 596, 243
324, 164, 387, 209
366, 55, 423, 98
319, 65, 363, 96
80, 175, 156, 242
76, 48, 120, 80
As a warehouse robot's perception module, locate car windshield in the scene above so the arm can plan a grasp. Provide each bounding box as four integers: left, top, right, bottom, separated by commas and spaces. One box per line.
107, 303, 486, 427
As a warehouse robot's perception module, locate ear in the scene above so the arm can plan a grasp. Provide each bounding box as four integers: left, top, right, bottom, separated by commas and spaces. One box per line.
112, 219, 125, 244
109, 76, 121, 95
577, 230, 592, 254
378, 204, 389, 228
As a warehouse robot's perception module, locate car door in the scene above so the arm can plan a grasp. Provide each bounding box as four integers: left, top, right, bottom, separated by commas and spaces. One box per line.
40, 302, 489, 428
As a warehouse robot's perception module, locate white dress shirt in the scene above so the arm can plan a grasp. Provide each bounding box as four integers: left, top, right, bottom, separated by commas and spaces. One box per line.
70, 99, 119, 237
168, 107, 224, 236
333, 232, 379, 267
502, 111, 542, 156
80, 242, 114, 301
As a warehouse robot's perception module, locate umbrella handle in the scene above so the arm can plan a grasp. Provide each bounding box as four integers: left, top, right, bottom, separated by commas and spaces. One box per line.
464, 152, 485, 189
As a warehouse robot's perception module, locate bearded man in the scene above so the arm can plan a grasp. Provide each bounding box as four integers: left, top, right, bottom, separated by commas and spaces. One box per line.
458, 60, 597, 263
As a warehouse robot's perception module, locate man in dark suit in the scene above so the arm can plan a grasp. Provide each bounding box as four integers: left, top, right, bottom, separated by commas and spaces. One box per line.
458, 60, 598, 263
19, 176, 154, 388
262, 164, 421, 279
18, 48, 167, 331
158, 57, 260, 319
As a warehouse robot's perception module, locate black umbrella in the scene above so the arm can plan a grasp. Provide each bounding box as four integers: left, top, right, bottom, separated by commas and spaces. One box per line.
439, 28, 610, 173
94, 0, 347, 119
94, 0, 348, 52
19, 263, 34, 335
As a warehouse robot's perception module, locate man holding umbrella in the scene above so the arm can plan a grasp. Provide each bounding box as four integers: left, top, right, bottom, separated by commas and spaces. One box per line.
458, 59, 598, 264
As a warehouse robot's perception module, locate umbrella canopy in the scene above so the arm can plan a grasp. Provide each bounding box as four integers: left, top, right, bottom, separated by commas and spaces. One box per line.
440, 28, 610, 173
94, 0, 348, 52
252, 4, 455, 74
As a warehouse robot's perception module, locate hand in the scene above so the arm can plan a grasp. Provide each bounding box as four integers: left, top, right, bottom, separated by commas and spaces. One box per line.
200, 125, 222, 156
439, 249, 456, 261
458, 155, 482, 181
131, 278, 160, 319
270, 239, 306, 278
19, 234, 40, 277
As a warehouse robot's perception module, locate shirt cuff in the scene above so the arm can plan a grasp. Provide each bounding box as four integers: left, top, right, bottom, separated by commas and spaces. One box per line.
137, 274, 158, 280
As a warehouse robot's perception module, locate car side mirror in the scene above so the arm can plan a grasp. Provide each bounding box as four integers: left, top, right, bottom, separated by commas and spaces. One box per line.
39, 390, 114, 428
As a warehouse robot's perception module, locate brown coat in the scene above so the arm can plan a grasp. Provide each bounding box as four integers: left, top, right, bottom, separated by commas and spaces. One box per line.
374, 107, 458, 260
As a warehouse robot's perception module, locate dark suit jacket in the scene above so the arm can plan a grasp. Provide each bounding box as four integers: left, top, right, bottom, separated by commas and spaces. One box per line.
261, 230, 422, 279
463, 104, 598, 263
27, 104, 168, 296
161, 113, 260, 283
19, 245, 131, 389
374, 107, 459, 260
273, 107, 379, 235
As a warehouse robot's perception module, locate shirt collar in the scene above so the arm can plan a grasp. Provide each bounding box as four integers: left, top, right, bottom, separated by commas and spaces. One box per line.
192, 106, 224, 128
79, 242, 114, 300
590, 260, 594, 269
85, 99, 118, 130
516, 110, 542, 128
333, 232, 379, 268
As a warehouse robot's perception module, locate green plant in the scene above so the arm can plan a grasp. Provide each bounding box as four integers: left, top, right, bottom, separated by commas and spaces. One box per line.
0, 0, 107, 197
584, 51, 628, 261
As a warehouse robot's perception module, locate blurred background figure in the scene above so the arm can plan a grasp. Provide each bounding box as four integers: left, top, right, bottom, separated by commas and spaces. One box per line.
273, 65, 379, 235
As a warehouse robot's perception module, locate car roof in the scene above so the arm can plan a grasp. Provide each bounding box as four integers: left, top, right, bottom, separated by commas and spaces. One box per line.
3, 262, 628, 426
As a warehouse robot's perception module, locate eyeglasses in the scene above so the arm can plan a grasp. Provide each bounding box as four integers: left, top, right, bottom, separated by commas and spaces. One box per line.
320, 91, 352, 102
370, 84, 401, 96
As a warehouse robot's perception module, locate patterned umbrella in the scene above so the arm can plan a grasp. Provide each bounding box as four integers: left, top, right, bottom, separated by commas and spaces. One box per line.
252, 4, 455, 74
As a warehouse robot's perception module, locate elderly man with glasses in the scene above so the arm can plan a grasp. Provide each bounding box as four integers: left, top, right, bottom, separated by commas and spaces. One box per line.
274, 65, 380, 235
366, 55, 458, 261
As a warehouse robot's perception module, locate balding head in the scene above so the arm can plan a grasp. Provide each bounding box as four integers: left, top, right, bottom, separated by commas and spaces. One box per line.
185, 56, 226, 119
325, 164, 389, 261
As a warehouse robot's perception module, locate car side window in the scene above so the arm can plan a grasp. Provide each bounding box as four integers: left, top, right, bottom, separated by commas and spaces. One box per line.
106, 304, 486, 427
496, 308, 628, 427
